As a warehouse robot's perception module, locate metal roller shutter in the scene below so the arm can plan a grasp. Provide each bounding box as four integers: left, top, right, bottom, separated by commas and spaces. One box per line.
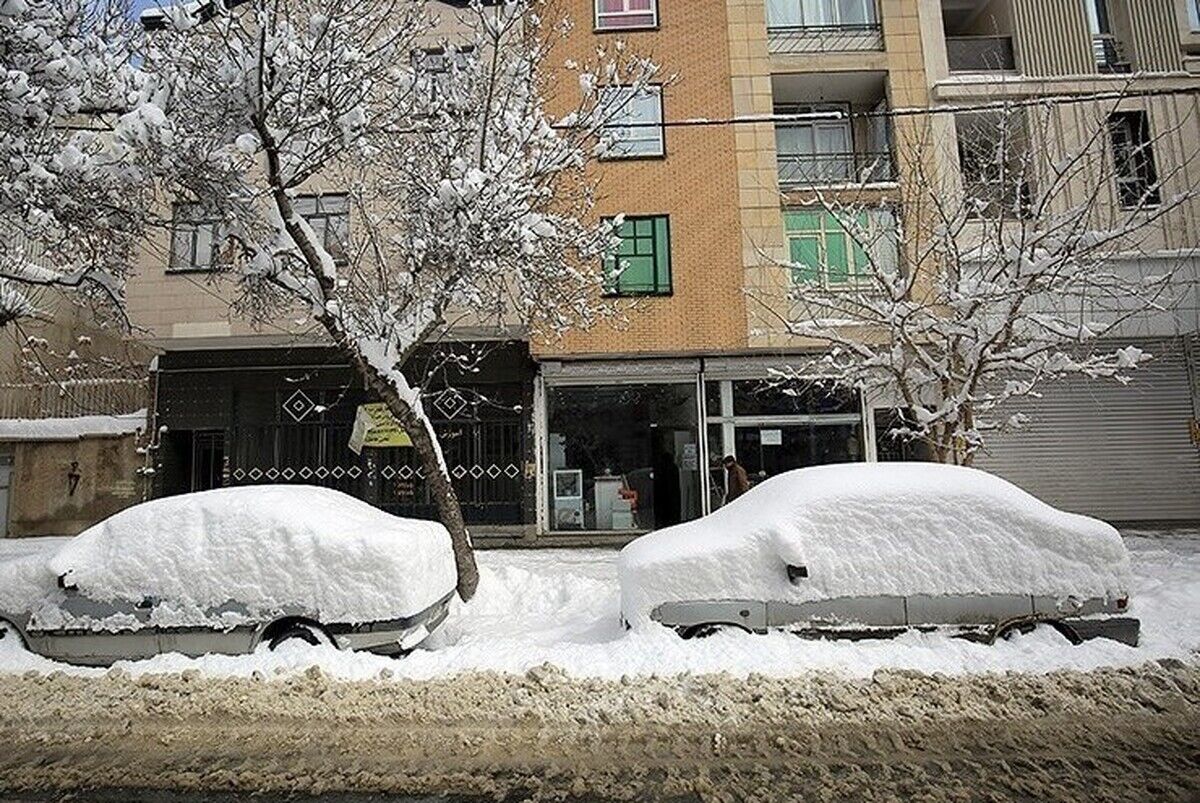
976, 338, 1200, 523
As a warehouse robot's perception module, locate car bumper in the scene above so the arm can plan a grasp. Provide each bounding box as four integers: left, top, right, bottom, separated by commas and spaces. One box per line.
331, 591, 455, 655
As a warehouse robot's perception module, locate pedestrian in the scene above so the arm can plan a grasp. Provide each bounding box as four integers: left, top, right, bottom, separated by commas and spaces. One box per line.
722, 455, 750, 504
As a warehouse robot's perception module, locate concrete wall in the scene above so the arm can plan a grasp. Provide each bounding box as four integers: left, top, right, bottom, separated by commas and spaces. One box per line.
5, 435, 143, 538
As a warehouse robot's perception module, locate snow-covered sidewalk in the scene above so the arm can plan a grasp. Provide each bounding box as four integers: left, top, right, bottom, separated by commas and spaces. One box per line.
1, 533, 1197, 680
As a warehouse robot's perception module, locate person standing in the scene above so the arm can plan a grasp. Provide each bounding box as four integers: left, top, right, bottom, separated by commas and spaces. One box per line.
722, 455, 750, 504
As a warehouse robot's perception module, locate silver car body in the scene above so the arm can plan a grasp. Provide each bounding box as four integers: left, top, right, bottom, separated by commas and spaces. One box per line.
0, 586, 455, 667
652, 590, 1139, 645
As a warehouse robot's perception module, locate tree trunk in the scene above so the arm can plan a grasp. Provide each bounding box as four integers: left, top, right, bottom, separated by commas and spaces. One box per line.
353, 352, 481, 602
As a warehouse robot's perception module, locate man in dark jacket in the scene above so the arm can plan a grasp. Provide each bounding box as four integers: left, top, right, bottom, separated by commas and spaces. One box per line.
722, 455, 750, 504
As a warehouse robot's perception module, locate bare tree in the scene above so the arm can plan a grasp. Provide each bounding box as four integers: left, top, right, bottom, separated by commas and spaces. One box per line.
753, 88, 1200, 465
0, 0, 156, 328
137, 0, 659, 598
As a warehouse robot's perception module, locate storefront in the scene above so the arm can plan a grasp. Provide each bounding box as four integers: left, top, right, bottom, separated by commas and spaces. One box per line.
537, 357, 873, 536
154, 343, 537, 535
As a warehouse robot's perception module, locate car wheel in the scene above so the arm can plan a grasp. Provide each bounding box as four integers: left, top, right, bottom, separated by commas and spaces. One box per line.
0, 620, 23, 649
678, 623, 750, 640
267, 622, 334, 651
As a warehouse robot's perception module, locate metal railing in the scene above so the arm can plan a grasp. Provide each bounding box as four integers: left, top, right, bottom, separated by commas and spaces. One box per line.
767, 23, 884, 54
0, 377, 149, 420
945, 35, 1017, 72
1093, 34, 1132, 74
777, 151, 897, 189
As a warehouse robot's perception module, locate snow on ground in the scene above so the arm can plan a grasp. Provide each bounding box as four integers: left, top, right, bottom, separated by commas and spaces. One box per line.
0, 531, 1197, 681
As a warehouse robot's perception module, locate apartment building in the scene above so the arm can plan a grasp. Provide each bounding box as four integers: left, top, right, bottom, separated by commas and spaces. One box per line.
125, 0, 1200, 543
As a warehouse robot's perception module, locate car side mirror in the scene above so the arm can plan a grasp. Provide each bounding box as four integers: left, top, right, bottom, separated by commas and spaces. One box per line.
787, 564, 808, 583
57, 573, 77, 591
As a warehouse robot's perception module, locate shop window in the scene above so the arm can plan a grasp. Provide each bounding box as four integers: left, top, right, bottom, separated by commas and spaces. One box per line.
598, 85, 665, 159
547, 383, 700, 532
595, 0, 657, 30
784, 209, 894, 289
1109, 111, 1161, 209
603, 215, 672, 296
730, 379, 859, 417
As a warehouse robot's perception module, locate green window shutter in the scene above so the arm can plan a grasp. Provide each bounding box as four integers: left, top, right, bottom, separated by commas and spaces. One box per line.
790, 235, 821, 285
825, 231, 849, 284
653, 216, 671, 292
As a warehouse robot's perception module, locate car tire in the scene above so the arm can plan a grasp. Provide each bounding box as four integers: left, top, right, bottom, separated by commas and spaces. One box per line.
0, 619, 23, 649
267, 622, 334, 651
678, 623, 750, 640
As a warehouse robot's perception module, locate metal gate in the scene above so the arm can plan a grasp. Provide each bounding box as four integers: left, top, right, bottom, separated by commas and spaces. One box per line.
226, 385, 526, 525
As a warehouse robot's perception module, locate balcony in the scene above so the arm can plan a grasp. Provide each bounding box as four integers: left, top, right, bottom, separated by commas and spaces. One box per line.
767, 24, 883, 55
777, 150, 895, 189
1093, 34, 1132, 73
772, 72, 894, 192
766, 0, 883, 54
946, 35, 1016, 73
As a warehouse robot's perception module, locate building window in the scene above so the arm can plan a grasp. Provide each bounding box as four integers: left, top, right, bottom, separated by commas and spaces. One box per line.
603, 215, 671, 296
293, 194, 350, 264
595, 0, 657, 31
599, 85, 665, 159
412, 46, 476, 101
1189, 0, 1200, 31
168, 203, 226, 272
784, 209, 894, 289
766, 0, 878, 29
1109, 111, 1161, 209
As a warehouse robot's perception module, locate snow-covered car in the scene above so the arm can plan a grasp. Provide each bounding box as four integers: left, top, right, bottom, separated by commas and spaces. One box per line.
0, 486, 457, 666
618, 463, 1139, 646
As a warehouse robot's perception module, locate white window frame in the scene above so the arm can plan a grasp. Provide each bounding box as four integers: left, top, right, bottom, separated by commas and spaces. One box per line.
168, 203, 225, 273
598, 85, 665, 159
594, 0, 659, 32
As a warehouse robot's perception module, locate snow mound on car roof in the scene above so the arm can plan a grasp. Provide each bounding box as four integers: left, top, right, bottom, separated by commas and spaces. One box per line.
46, 485, 456, 625
618, 463, 1131, 626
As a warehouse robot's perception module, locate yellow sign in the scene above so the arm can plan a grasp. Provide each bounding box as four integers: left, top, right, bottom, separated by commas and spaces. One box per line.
348, 403, 413, 455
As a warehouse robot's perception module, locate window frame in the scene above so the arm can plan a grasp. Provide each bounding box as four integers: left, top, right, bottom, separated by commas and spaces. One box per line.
783, 208, 894, 291
594, 0, 659, 32
602, 214, 673, 297
766, 0, 879, 30
598, 84, 666, 161
167, 202, 226, 274
1108, 110, 1162, 210
292, 193, 351, 266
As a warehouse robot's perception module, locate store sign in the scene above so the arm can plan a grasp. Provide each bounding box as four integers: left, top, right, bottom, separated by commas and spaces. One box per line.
348, 403, 414, 455
760, 429, 783, 446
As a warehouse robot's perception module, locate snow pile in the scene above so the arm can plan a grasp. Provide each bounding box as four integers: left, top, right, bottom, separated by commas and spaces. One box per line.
619, 463, 1132, 625
0, 410, 146, 442
38, 485, 455, 627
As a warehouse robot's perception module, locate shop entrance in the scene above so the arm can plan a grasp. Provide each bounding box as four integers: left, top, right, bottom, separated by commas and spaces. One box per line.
705, 379, 865, 511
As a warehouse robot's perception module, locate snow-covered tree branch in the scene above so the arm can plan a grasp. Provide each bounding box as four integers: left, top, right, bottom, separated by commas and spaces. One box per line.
139, 0, 660, 599
754, 89, 1200, 465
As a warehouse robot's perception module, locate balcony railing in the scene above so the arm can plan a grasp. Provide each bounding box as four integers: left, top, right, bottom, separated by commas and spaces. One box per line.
1093, 34, 1132, 73
767, 23, 884, 55
777, 151, 896, 189
945, 35, 1016, 72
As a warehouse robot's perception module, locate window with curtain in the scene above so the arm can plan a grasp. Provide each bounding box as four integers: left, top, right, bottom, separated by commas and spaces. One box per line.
774, 104, 853, 184
766, 0, 877, 28
595, 0, 657, 30
603, 215, 672, 296
599, 85, 665, 158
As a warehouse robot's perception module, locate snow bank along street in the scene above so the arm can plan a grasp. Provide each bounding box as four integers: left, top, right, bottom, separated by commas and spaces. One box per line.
1, 533, 1198, 680
1, 534, 1198, 800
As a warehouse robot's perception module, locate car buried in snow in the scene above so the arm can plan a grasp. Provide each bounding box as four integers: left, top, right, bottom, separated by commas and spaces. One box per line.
0, 486, 457, 666
618, 463, 1139, 647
